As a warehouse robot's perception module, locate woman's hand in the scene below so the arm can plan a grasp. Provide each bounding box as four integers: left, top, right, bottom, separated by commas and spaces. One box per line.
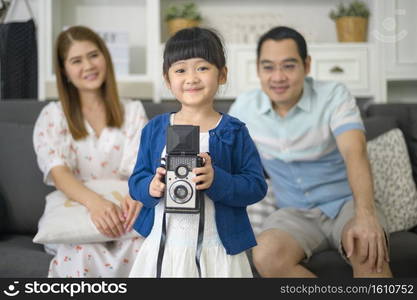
87, 196, 125, 238
193, 152, 214, 190
121, 194, 143, 232
149, 167, 166, 198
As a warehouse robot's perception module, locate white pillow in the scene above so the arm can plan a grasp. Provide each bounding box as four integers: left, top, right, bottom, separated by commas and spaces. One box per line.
33, 179, 139, 244
367, 129, 417, 233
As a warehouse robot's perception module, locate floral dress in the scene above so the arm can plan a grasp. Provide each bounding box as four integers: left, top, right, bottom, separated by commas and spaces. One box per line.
33, 99, 148, 277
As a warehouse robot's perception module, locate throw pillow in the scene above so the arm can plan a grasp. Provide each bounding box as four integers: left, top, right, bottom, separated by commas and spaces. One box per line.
247, 179, 277, 235
33, 179, 139, 244
367, 128, 417, 233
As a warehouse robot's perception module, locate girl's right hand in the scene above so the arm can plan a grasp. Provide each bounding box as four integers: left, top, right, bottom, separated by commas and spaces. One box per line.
87, 196, 126, 238
149, 167, 166, 198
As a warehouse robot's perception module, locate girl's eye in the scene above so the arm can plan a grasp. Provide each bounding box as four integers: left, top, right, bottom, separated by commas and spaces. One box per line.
71, 59, 81, 65
198, 66, 209, 71
174, 69, 185, 73
262, 65, 274, 71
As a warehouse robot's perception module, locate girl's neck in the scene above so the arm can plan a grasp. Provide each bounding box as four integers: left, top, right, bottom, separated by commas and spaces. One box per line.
174, 104, 221, 132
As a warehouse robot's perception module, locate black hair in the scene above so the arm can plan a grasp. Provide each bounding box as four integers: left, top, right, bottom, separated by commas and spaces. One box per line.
163, 27, 226, 75
256, 26, 308, 62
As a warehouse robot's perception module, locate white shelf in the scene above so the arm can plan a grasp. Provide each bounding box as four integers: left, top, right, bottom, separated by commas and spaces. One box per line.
38, 0, 160, 100
33, 0, 417, 103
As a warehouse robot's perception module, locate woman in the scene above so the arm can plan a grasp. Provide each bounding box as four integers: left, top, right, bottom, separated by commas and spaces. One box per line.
33, 26, 147, 277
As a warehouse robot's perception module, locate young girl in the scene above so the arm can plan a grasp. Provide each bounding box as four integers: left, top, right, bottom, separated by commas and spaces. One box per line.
33, 26, 147, 277
128, 27, 267, 277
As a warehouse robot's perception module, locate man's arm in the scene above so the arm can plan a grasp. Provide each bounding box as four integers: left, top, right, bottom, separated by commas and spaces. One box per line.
336, 129, 389, 273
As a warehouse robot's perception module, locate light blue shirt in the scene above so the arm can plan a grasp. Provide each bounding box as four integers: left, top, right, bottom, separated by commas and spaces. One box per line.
229, 77, 364, 218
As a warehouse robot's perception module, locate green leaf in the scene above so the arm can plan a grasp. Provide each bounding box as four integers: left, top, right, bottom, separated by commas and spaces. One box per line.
164, 2, 202, 21
329, 0, 370, 20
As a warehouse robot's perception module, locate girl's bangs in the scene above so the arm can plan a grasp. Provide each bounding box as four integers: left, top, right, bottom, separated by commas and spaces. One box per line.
164, 39, 215, 70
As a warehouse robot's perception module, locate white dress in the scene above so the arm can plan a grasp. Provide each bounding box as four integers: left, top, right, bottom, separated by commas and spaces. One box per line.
129, 116, 253, 278
33, 99, 147, 278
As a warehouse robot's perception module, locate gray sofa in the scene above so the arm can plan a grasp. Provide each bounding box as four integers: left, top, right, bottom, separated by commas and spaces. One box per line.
1, 99, 417, 278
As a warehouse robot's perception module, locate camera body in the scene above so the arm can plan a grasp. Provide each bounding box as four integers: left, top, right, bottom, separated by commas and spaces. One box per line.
164, 125, 203, 214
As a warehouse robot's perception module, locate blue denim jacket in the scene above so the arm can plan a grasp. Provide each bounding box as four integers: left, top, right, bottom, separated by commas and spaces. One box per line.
129, 112, 267, 255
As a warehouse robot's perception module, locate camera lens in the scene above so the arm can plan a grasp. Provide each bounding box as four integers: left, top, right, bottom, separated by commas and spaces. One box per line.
174, 185, 188, 199
169, 180, 193, 204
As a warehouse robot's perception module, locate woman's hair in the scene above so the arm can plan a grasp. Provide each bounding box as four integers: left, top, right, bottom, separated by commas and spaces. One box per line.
256, 26, 308, 63
54, 25, 123, 140
163, 27, 226, 76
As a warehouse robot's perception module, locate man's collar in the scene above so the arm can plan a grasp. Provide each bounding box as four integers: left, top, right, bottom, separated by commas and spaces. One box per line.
259, 91, 273, 114
295, 78, 313, 112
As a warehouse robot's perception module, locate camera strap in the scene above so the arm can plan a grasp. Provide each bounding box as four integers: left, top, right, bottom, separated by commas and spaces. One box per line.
156, 197, 205, 278
195, 195, 205, 276
156, 211, 167, 278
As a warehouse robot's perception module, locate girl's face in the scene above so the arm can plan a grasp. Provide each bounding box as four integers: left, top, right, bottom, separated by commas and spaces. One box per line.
64, 40, 107, 94
165, 58, 227, 107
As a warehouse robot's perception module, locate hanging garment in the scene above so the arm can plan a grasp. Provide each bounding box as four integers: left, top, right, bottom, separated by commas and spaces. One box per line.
0, 18, 37, 100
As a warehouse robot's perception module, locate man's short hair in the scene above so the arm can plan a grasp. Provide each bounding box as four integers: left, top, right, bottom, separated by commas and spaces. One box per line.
256, 26, 308, 63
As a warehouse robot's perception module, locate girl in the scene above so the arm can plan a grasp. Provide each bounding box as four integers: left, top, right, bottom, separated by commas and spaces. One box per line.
128, 27, 267, 277
33, 26, 147, 277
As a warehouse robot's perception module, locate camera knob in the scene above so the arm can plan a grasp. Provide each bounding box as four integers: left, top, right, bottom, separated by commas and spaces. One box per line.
175, 165, 189, 178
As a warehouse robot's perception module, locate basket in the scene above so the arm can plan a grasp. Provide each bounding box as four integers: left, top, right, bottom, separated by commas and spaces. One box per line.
336, 16, 368, 42
167, 18, 200, 36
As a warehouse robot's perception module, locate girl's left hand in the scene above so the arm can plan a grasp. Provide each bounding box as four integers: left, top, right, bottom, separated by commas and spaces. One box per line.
121, 194, 143, 232
193, 152, 214, 190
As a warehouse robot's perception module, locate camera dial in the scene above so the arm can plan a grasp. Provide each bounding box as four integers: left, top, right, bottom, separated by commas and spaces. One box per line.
175, 165, 189, 178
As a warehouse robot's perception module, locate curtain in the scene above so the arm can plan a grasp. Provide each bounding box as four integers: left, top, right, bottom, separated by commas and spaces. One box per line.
0, 19, 37, 100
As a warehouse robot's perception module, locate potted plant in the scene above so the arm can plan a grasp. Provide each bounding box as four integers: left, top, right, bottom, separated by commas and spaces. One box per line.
329, 0, 370, 42
165, 2, 202, 36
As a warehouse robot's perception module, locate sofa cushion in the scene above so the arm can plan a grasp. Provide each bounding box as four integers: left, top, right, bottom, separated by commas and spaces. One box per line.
0, 234, 52, 277
0, 193, 6, 233
305, 231, 417, 278
0, 122, 53, 234
363, 116, 398, 141
0, 100, 49, 124
367, 128, 417, 233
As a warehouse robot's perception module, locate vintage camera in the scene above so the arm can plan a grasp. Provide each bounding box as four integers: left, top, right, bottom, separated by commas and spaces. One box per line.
163, 125, 203, 214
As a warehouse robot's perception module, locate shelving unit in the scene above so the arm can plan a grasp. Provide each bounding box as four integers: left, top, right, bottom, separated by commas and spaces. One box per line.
30, 0, 416, 103
37, 0, 160, 101
157, 0, 384, 102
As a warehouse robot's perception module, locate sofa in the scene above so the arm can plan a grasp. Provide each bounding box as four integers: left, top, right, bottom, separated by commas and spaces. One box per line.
1, 99, 417, 278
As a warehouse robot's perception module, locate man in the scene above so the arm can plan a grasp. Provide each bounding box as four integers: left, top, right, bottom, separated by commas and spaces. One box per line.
229, 26, 392, 277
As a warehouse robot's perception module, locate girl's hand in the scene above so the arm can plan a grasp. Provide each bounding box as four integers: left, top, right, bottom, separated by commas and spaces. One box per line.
193, 152, 214, 190
149, 167, 166, 198
87, 196, 125, 238
121, 194, 143, 232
